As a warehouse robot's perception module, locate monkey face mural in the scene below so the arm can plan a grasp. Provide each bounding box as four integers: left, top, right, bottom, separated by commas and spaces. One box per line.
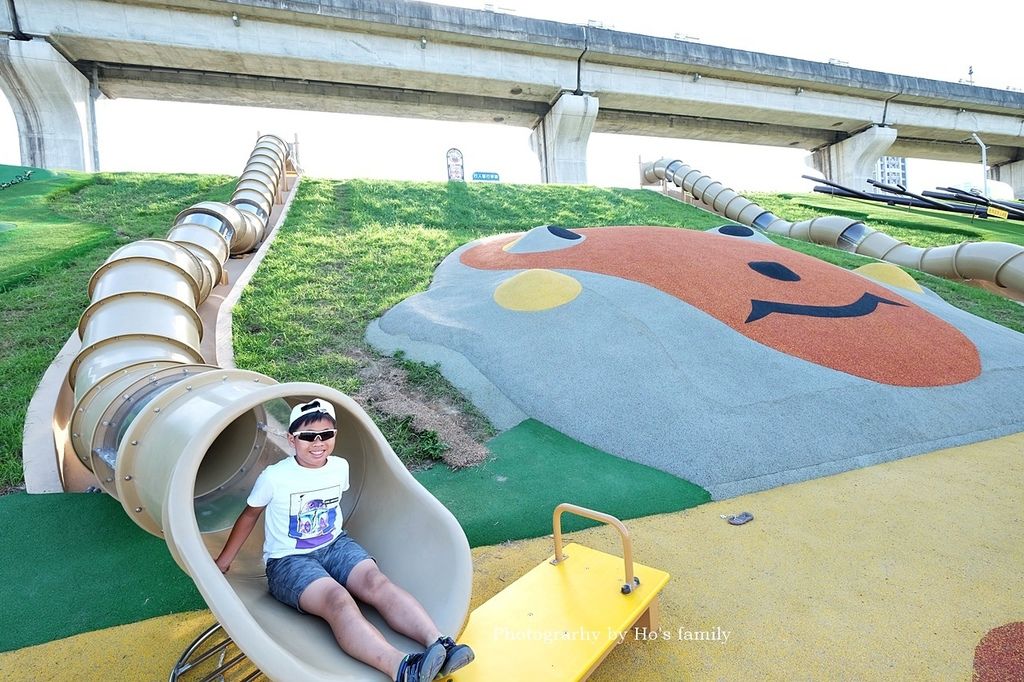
460, 226, 980, 387
370, 225, 1024, 499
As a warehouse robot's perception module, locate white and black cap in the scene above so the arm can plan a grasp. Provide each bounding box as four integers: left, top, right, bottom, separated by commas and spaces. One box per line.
288, 398, 337, 432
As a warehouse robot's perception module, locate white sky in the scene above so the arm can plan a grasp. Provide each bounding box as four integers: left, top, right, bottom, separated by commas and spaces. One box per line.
2, 0, 1022, 191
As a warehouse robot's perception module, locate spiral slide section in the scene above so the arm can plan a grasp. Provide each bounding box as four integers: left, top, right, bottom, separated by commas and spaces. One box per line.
642, 159, 1024, 299
47, 136, 471, 680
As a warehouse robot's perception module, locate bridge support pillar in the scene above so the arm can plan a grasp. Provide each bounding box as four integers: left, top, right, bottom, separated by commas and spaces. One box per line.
992, 159, 1024, 199
530, 93, 598, 184
811, 125, 896, 191
0, 39, 98, 171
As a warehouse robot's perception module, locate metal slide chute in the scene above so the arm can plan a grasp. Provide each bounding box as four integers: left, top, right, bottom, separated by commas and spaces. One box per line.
135, 379, 470, 681
50, 135, 471, 680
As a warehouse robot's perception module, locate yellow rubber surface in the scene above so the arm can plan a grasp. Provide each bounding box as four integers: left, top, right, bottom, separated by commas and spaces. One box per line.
4, 433, 1021, 680
493, 269, 582, 311
470, 432, 1024, 681
0, 611, 214, 682
853, 262, 924, 292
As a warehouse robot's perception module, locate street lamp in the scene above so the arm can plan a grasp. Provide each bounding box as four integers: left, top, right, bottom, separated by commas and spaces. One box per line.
970, 133, 989, 198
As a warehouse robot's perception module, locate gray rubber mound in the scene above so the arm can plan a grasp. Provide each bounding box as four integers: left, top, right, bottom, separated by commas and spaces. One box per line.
368, 229, 1024, 499
504, 224, 586, 253
705, 224, 775, 243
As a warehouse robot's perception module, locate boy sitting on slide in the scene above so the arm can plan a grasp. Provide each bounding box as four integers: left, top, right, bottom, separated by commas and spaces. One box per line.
216, 399, 474, 682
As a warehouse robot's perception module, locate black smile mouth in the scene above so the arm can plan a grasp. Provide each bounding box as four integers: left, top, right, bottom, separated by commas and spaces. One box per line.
745, 292, 905, 323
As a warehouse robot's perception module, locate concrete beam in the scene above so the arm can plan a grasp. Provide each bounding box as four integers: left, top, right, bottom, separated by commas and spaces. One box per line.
580, 24, 1024, 114
596, 108, 842, 149
37, 0, 578, 107
8, 0, 1024, 168
91, 60, 1023, 165
94, 63, 548, 127
811, 126, 897, 191
60, 1, 1024, 115
0, 39, 97, 171
888, 137, 1017, 166
992, 160, 1024, 199
531, 93, 598, 184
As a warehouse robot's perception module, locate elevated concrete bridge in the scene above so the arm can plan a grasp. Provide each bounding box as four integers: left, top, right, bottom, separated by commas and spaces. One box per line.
3, 0, 1024, 192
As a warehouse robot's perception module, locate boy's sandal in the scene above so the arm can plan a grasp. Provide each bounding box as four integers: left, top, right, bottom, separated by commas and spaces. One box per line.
396, 640, 446, 682
727, 511, 754, 525
436, 636, 475, 678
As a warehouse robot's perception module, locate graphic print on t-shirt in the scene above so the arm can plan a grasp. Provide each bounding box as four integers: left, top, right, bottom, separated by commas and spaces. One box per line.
288, 485, 341, 550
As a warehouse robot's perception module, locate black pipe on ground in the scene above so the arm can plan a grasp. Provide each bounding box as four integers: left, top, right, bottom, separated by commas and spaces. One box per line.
930, 187, 1024, 219
801, 175, 877, 201
812, 185, 918, 206
811, 184, 994, 218
866, 178, 962, 213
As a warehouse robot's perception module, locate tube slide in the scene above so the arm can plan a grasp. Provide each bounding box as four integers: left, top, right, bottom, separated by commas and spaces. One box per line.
641, 158, 1024, 299
60, 136, 471, 680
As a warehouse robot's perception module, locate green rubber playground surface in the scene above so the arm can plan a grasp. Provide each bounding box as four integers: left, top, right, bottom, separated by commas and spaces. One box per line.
414, 419, 710, 546
0, 419, 706, 652
0, 492, 203, 652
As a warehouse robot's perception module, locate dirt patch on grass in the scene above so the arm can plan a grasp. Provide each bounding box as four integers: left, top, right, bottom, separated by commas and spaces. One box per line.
349, 349, 490, 468
0, 483, 26, 496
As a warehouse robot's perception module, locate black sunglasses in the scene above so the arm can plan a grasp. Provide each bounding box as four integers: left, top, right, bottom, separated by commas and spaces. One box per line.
293, 429, 337, 442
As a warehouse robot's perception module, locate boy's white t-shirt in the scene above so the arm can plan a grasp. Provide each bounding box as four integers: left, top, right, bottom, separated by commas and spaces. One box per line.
247, 456, 350, 562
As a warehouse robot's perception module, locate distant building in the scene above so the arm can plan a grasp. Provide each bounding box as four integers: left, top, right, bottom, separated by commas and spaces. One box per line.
874, 155, 907, 186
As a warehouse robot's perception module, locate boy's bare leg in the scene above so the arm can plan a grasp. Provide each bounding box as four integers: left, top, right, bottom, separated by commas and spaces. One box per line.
298, 577, 406, 677
346, 559, 443, 646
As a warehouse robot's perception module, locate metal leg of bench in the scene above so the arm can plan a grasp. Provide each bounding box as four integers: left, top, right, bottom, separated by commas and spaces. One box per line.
632, 596, 661, 638
580, 598, 665, 680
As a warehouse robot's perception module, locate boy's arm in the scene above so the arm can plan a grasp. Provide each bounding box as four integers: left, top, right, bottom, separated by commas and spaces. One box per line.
215, 505, 265, 573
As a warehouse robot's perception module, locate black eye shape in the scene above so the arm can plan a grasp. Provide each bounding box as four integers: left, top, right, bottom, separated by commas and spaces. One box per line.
718, 224, 754, 237
749, 261, 801, 282
546, 225, 582, 240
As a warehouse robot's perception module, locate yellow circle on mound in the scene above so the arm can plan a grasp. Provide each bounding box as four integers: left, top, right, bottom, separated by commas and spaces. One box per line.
853, 262, 923, 292
494, 269, 582, 311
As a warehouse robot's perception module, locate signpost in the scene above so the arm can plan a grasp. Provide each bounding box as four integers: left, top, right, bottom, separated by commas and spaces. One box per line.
472, 171, 500, 182
446, 148, 465, 181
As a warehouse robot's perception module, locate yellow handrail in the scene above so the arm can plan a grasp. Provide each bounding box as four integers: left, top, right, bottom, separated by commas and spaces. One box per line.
551, 503, 639, 594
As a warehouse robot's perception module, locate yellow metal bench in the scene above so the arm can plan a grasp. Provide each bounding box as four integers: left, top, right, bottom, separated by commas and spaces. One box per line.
450, 503, 670, 681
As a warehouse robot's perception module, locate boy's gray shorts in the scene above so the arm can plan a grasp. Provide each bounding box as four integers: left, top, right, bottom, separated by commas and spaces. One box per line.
265, 533, 373, 612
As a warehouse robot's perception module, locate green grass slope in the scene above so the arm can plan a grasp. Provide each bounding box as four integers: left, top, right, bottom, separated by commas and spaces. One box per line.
234, 178, 725, 381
